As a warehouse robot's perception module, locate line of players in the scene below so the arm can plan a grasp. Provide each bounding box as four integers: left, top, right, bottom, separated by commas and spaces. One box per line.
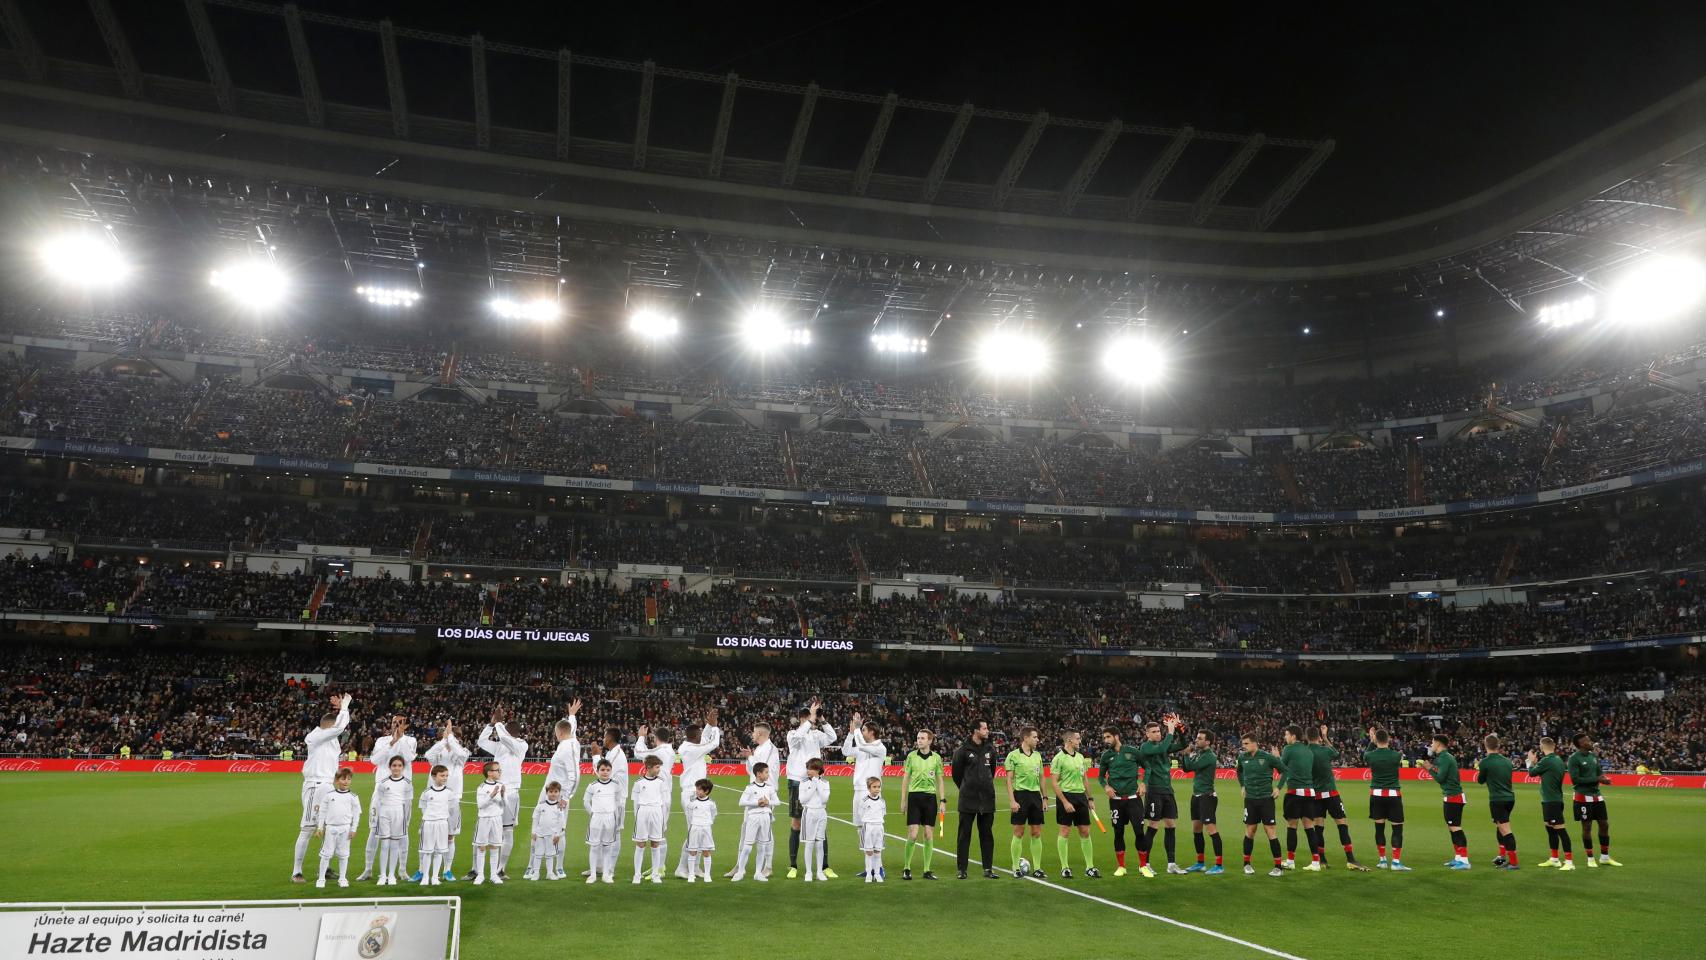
288, 695, 1622, 887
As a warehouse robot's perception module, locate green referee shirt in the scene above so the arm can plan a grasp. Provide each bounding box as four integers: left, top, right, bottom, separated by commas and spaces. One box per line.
1235, 750, 1285, 796
1364, 746, 1403, 791
903, 749, 943, 795
1180, 749, 1218, 795
1477, 753, 1515, 803
1526, 753, 1566, 804
1432, 750, 1463, 797
1050, 749, 1091, 795
1005, 748, 1044, 793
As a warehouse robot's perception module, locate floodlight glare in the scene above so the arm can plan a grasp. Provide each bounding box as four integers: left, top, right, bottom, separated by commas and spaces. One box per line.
628, 309, 680, 340
38, 233, 130, 288
741, 309, 811, 350
490, 297, 560, 323
977, 331, 1048, 377
209, 260, 290, 311
1535, 295, 1597, 328
1102, 335, 1166, 387
1608, 256, 1706, 327
355, 285, 421, 308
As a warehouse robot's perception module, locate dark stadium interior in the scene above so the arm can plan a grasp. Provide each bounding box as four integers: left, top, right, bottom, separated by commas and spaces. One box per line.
0, 0, 1704, 791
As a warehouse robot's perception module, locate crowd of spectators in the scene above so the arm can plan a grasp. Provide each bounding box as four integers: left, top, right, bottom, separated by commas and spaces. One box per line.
2, 643, 1700, 773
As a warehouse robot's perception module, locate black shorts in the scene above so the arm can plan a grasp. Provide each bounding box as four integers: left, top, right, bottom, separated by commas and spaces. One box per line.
1319, 793, 1348, 821
1243, 797, 1276, 826
1145, 793, 1179, 822
1541, 801, 1566, 826
1282, 793, 1313, 821
787, 778, 803, 819
1369, 795, 1405, 822
1573, 798, 1608, 823
1442, 801, 1465, 828
1190, 794, 1218, 825
1056, 792, 1091, 826
906, 793, 939, 826
1488, 800, 1514, 824
1109, 797, 1143, 830
1011, 789, 1045, 826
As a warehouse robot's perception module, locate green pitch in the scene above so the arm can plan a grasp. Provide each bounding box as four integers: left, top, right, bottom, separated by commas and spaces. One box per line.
4, 774, 1703, 960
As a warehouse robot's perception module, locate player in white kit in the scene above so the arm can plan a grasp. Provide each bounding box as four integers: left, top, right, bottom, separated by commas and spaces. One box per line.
423, 720, 469, 882
293, 693, 350, 883
630, 755, 670, 883
786, 700, 836, 878
684, 779, 719, 882
583, 758, 623, 883
798, 757, 832, 881
373, 754, 414, 885
673, 710, 722, 878
543, 702, 583, 808
526, 782, 568, 881
731, 760, 780, 881
357, 714, 416, 881
855, 776, 888, 883
477, 708, 527, 879
472, 761, 506, 885
417, 764, 454, 886
842, 715, 887, 877
313, 766, 360, 888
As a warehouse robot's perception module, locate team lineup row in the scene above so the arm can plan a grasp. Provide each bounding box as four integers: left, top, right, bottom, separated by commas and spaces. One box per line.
290, 696, 1623, 889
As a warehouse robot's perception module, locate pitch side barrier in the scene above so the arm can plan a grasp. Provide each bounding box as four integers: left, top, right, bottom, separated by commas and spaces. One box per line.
3, 435, 1701, 525
2, 759, 1699, 789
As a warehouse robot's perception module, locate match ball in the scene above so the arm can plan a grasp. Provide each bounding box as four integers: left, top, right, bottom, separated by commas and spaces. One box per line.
1017, 858, 1032, 877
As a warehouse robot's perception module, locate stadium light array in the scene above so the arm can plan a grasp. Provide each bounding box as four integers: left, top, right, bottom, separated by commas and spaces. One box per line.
871, 333, 928, 354
628, 308, 680, 341
740, 309, 811, 351
976, 330, 1048, 377
1608, 256, 1706, 327
355, 285, 420, 308
1535, 295, 1597, 328
208, 260, 290, 311
38, 232, 130, 288
490, 297, 560, 323
1102, 334, 1166, 388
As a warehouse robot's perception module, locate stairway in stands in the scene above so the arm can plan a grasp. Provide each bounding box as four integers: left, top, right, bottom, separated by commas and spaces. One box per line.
780, 429, 800, 487
1493, 541, 1521, 586
1034, 449, 1067, 504
412, 519, 433, 560
305, 577, 330, 621
908, 437, 934, 495
1335, 551, 1355, 592
1194, 548, 1227, 591
1274, 459, 1305, 509
1406, 443, 1425, 504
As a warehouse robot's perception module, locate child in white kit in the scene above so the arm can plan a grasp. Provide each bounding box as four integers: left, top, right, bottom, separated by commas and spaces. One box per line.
582, 758, 622, 884
798, 758, 831, 881
417, 764, 454, 886
855, 776, 887, 883
373, 754, 414, 886
630, 755, 669, 883
314, 767, 361, 888
684, 778, 719, 882
473, 761, 507, 885
527, 782, 568, 881
732, 761, 780, 882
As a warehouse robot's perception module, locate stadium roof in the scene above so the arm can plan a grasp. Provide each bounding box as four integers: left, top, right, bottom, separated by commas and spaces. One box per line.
1, 1, 1704, 333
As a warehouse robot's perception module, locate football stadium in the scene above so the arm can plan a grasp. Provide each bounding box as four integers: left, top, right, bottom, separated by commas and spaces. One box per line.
2, 3, 1706, 959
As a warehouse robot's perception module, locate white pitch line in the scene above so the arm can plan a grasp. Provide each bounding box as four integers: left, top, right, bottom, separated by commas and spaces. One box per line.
711, 784, 1309, 960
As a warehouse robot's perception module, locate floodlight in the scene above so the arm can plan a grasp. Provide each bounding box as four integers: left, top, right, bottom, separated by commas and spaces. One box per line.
628, 309, 680, 340
38, 233, 130, 288
741, 309, 811, 350
490, 297, 560, 323
1535, 296, 1597, 328
209, 260, 290, 311
1608, 256, 1706, 326
870, 333, 929, 354
1102, 335, 1166, 387
355, 285, 421, 308
976, 330, 1048, 377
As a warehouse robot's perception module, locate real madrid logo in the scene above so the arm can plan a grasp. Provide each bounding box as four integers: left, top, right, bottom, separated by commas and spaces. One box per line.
359, 915, 393, 959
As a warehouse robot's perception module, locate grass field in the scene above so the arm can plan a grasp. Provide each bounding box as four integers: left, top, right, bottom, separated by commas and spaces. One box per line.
3, 773, 1702, 960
